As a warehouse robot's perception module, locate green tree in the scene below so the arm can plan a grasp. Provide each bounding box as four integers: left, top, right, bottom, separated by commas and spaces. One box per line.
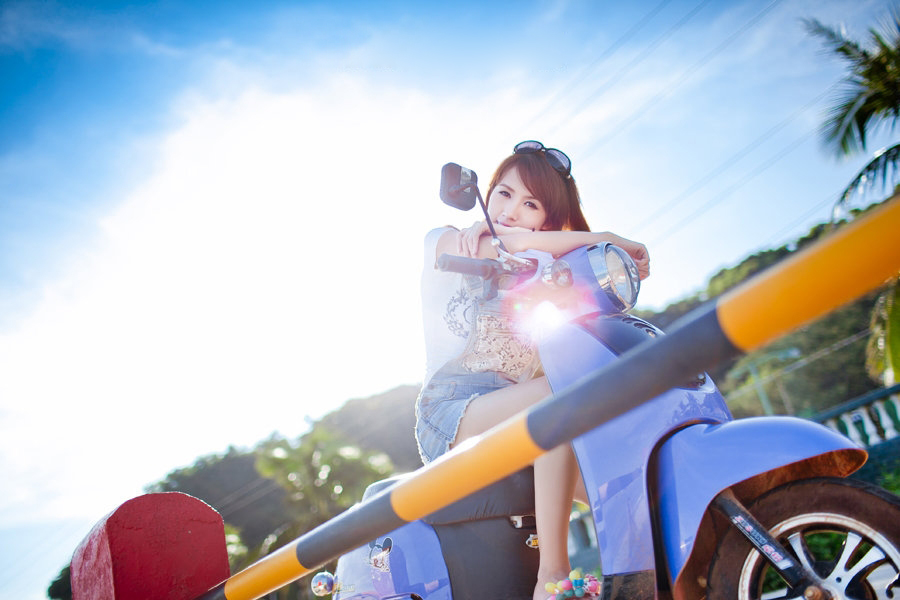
705, 246, 792, 299
314, 385, 421, 471
806, 8, 900, 384
252, 428, 393, 599
47, 564, 71, 600
255, 428, 392, 536
720, 291, 880, 417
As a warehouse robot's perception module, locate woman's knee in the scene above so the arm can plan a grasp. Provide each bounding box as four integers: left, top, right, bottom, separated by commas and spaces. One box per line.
454, 376, 551, 443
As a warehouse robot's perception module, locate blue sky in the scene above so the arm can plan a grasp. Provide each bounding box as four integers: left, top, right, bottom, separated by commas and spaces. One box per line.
0, 0, 894, 598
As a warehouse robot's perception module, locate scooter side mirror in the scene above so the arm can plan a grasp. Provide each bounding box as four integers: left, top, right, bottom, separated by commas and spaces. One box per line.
440, 163, 478, 210
438, 161, 514, 259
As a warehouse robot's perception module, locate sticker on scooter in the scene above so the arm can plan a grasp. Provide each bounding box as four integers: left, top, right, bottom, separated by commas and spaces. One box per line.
368, 536, 393, 572
730, 515, 794, 570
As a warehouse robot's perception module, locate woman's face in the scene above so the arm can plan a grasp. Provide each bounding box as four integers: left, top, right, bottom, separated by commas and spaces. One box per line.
487, 166, 549, 231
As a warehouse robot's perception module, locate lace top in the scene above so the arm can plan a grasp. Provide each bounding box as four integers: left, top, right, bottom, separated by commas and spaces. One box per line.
420, 227, 540, 386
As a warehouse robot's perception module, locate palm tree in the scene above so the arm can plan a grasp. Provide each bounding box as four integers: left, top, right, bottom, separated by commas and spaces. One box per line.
866, 282, 900, 386
805, 9, 900, 385
805, 12, 900, 158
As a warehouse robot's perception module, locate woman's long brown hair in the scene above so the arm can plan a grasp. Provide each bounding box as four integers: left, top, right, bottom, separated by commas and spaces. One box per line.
484, 152, 590, 232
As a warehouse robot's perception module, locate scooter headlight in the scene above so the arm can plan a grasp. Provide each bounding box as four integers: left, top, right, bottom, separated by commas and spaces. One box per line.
587, 243, 640, 311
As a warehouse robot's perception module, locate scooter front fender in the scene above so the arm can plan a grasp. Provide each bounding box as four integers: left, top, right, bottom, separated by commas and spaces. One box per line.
654, 416, 867, 585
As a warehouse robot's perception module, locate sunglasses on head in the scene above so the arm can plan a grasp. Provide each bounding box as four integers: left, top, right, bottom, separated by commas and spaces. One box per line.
513, 140, 572, 179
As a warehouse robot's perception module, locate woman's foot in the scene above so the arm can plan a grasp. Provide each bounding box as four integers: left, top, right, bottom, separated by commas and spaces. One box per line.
538, 568, 601, 599
535, 569, 568, 600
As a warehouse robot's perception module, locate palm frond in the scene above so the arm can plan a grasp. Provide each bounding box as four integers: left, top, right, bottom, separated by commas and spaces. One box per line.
806, 12, 900, 157
873, 6, 900, 53
823, 86, 872, 155
803, 18, 867, 62
835, 142, 900, 215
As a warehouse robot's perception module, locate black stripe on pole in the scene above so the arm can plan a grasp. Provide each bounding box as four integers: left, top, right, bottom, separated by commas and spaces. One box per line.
196, 492, 405, 600
293, 487, 406, 570
527, 304, 739, 450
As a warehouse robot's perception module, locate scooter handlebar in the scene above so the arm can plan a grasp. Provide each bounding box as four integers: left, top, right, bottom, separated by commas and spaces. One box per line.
436, 254, 500, 278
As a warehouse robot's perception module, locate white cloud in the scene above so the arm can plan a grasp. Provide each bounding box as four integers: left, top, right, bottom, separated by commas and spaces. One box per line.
0, 67, 569, 526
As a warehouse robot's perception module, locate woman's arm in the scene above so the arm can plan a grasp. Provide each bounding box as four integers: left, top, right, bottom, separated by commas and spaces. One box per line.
438, 222, 650, 280
433, 222, 519, 263
505, 230, 650, 279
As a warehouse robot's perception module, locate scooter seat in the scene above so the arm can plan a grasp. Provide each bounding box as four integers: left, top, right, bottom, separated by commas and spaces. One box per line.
361, 467, 535, 525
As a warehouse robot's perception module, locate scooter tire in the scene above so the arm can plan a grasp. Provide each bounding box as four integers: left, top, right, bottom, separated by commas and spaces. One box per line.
706, 477, 900, 600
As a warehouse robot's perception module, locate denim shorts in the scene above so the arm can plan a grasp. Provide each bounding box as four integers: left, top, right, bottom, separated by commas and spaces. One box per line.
415, 366, 515, 464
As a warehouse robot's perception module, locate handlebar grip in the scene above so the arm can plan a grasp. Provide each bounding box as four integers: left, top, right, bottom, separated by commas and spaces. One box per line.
436, 254, 499, 278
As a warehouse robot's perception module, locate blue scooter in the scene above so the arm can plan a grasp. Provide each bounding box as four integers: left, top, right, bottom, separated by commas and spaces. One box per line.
313, 163, 900, 600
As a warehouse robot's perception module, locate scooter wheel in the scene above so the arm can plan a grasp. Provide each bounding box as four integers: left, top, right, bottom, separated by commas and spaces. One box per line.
706, 477, 900, 599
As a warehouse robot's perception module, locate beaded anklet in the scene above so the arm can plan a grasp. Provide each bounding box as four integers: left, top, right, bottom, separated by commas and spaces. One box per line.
543, 568, 601, 599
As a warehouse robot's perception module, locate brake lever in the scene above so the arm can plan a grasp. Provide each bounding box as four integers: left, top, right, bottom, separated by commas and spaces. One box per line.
493, 238, 534, 267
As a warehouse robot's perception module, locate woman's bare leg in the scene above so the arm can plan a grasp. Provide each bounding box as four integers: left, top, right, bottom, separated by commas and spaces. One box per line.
451, 376, 582, 600
453, 376, 552, 442
533, 443, 579, 599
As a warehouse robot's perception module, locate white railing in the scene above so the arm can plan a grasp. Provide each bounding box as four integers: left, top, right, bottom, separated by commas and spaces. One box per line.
814, 384, 900, 447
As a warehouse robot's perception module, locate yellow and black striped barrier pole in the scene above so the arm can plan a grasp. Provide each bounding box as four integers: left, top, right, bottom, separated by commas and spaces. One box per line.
197, 197, 900, 600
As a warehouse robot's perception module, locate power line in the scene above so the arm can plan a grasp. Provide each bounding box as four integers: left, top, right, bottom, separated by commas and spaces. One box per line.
0, 516, 93, 594
534, 0, 830, 261
781, 329, 872, 376
726, 329, 871, 401
520, 0, 676, 134
542, 0, 712, 134
0, 519, 84, 572
760, 190, 841, 250
647, 126, 818, 246
632, 84, 837, 237
219, 479, 282, 519
212, 474, 273, 512
580, 0, 786, 161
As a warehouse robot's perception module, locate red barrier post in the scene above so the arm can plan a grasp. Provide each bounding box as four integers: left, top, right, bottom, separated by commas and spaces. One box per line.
72, 492, 230, 600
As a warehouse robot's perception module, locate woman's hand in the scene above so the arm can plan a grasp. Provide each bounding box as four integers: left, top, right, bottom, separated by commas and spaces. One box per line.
457, 221, 534, 257
457, 221, 490, 258
610, 235, 650, 280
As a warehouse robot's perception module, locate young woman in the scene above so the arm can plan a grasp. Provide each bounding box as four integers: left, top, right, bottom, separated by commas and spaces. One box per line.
415, 141, 650, 600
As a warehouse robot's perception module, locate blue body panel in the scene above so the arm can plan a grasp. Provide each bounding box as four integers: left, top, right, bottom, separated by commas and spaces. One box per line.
334, 308, 864, 597
655, 417, 864, 579
540, 321, 731, 575
334, 520, 451, 600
